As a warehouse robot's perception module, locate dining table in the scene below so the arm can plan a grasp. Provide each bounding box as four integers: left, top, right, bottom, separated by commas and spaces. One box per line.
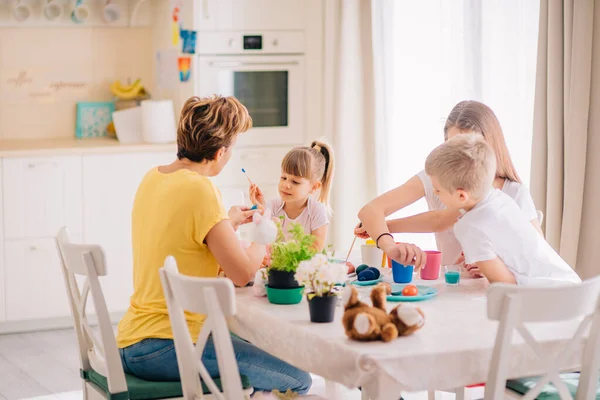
228, 260, 586, 400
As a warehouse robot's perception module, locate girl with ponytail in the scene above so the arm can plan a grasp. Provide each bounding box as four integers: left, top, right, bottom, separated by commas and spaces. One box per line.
250, 140, 335, 251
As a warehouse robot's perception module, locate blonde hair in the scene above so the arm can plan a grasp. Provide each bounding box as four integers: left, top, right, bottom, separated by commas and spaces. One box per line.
444, 100, 521, 183
177, 95, 252, 163
281, 140, 335, 207
425, 134, 496, 200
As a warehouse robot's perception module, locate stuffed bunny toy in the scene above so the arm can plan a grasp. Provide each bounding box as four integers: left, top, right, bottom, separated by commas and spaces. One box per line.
252, 208, 278, 245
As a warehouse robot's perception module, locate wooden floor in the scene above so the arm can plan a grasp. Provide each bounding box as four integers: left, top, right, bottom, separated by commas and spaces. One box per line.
0, 328, 480, 400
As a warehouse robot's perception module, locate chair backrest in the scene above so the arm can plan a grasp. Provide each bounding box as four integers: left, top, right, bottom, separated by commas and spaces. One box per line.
55, 227, 127, 395
485, 276, 600, 400
159, 256, 244, 400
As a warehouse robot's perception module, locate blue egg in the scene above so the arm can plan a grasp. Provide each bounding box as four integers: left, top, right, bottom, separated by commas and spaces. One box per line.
358, 269, 377, 281
356, 264, 369, 274
367, 267, 381, 279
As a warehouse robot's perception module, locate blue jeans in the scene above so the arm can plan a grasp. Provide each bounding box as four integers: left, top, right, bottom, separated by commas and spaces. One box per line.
119, 336, 312, 394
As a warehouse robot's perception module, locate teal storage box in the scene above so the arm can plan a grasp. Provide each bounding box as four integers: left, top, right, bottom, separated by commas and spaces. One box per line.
76, 101, 115, 138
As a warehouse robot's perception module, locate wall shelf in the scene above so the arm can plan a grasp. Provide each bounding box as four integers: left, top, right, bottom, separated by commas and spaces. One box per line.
0, 0, 152, 28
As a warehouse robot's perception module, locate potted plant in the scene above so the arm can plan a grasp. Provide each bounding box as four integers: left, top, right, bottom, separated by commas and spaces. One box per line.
268, 220, 317, 289
295, 253, 347, 323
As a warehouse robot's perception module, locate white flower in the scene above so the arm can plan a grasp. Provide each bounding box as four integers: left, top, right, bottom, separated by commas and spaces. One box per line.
294, 254, 349, 296
295, 259, 317, 286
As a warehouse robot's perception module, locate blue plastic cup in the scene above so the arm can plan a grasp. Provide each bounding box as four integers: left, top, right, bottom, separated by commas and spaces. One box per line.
391, 260, 414, 283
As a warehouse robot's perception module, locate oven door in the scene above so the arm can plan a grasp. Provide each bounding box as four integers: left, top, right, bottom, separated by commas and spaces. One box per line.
196, 55, 305, 147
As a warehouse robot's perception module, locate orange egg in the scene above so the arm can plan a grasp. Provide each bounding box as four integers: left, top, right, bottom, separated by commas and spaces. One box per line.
402, 284, 418, 296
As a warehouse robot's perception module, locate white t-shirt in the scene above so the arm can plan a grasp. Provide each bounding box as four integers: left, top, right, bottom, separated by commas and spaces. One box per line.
267, 196, 329, 239
454, 189, 581, 286
417, 170, 538, 264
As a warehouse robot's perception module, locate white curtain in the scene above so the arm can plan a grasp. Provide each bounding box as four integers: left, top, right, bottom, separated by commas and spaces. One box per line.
375, 0, 540, 250
326, 0, 380, 252
531, 0, 600, 278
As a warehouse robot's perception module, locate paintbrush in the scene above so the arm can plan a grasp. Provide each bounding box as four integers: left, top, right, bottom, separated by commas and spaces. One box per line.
241, 168, 254, 185
345, 235, 358, 263
345, 222, 364, 263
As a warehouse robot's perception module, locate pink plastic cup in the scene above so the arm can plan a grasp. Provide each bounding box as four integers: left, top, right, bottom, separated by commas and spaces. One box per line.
420, 250, 441, 280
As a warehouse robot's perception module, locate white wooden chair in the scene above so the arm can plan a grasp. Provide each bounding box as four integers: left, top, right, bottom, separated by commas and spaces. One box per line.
159, 256, 254, 400
537, 210, 544, 225
483, 277, 600, 400
55, 227, 183, 400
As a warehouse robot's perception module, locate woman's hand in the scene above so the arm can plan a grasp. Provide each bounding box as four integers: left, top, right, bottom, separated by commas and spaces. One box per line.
249, 184, 265, 206
380, 240, 426, 271
228, 206, 255, 231
354, 222, 370, 239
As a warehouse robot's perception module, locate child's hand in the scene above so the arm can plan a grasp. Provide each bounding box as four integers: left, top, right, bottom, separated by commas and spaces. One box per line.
249, 184, 265, 206
382, 242, 426, 271
454, 252, 483, 278
353, 222, 370, 239
464, 264, 483, 278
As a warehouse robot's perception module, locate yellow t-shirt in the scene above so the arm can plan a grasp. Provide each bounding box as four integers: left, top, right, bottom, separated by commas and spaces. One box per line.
116, 168, 228, 348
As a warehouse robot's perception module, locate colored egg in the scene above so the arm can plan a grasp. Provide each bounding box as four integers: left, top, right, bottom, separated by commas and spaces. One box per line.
367, 267, 381, 279
358, 269, 377, 281
356, 264, 370, 274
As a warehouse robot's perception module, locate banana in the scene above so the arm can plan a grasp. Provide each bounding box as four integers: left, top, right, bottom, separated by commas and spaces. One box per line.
115, 78, 141, 93
110, 79, 145, 100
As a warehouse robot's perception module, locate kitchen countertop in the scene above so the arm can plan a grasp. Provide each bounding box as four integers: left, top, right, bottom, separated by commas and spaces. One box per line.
0, 137, 177, 158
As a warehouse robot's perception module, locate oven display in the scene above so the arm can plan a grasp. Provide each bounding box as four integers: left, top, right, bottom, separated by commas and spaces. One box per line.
243, 35, 262, 50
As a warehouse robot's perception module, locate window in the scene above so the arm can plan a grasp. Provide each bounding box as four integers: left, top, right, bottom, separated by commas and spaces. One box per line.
376, 0, 539, 250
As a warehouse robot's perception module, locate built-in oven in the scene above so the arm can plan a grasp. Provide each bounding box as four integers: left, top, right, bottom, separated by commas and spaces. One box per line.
196, 31, 305, 146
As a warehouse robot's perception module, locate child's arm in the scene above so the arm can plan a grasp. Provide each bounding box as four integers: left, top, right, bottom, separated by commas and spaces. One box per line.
455, 223, 515, 283
387, 209, 461, 233
475, 257, 517, 284
311, 225, 327, 252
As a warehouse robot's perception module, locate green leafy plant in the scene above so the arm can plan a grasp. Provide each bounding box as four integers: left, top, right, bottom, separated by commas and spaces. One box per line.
269, 218, 317, 273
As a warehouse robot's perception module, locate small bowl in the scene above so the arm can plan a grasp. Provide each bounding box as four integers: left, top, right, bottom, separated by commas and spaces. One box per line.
265, 285, 304, 305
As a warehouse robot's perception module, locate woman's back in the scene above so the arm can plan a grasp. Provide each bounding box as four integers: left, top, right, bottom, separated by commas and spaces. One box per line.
116, 167, 228, 348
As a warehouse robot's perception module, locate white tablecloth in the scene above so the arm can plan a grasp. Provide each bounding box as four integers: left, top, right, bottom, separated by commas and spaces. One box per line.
229, 267, 586, 396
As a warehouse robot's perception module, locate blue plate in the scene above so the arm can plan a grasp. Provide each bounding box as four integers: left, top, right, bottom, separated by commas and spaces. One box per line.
351, 277, 383, 286
386, 284, 438, 302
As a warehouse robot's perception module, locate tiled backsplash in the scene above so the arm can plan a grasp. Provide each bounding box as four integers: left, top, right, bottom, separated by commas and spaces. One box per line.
0, 28, 153, 140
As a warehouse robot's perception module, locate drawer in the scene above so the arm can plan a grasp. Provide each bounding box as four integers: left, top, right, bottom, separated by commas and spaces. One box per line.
4, 238, 72, 321
2, 156, 82, 239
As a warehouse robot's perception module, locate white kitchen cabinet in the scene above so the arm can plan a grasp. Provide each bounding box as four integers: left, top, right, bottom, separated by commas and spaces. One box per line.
82, 152, 173, 313
4, 238, 72, 321
189, 0, 309, 31
2, 156, 82, 239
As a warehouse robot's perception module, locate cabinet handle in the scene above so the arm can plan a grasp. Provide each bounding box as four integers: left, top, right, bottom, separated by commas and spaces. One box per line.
28, 161, 58, 169
209, 61, 299, 68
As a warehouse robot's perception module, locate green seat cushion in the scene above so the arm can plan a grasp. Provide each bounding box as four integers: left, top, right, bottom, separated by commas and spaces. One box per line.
82, 369, 251, 400
506, 373, 600, 400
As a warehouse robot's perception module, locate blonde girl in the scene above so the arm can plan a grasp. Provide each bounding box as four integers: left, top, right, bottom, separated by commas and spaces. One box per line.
357, 100, 542, 274
250, 140, 335, 251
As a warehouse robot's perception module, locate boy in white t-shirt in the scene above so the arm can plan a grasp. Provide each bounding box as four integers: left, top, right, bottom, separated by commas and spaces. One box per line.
424, 134, 581, 285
